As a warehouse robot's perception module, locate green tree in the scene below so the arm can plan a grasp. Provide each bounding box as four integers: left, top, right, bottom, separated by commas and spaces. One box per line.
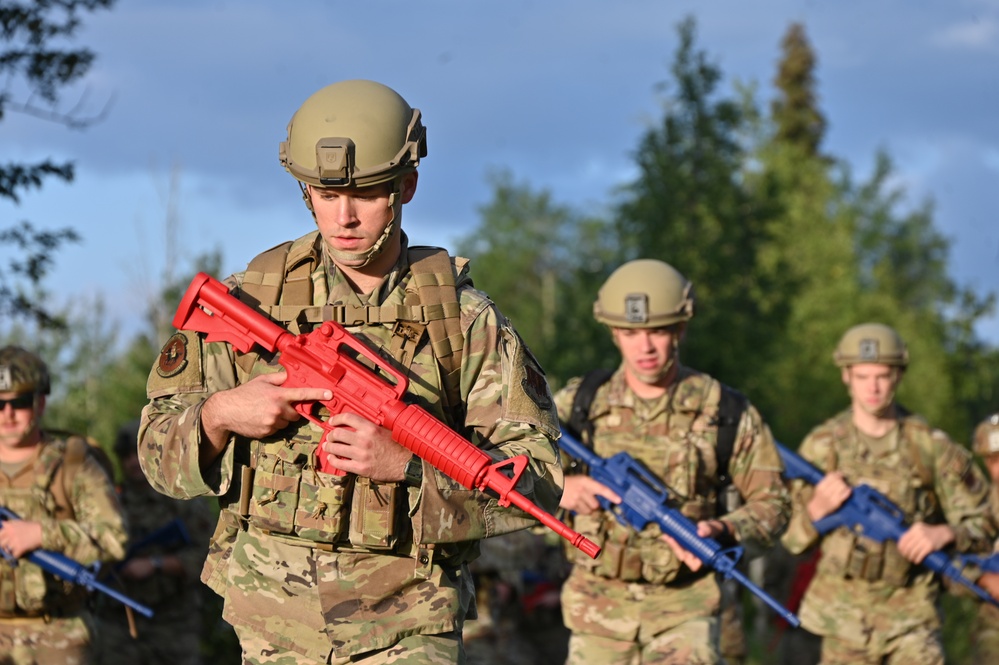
613, 17, 777, 398
0, 0, 116, 328
455, 169, 617, 387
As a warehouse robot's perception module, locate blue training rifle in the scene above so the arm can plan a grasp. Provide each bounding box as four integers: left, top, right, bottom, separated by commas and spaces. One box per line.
558, 429, 801, 627
776, 442, 998, 607
0, 506, 154, 618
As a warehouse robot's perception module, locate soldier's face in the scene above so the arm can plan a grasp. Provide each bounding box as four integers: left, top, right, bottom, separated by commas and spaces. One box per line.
842, 363, 899, 417
984, 455, 999, 484
0, 392, 43, 450
308, 174, 417, 267
613, 324, 683, 386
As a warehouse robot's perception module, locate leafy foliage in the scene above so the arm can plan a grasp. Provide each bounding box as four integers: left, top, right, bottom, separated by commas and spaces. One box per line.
0, 0, 115, 329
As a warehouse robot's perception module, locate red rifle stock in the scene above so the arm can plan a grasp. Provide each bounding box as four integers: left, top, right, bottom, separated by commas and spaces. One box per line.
173, 272, 600, 559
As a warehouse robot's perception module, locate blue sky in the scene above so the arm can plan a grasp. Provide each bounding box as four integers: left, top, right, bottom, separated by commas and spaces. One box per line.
4, 0, 998, 344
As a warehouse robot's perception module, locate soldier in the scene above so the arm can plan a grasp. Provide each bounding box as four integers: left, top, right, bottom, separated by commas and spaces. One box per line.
137, 79, 564, 665
0, 346, 127, 664
93, 419, 217, 665
781, 323, 995, 665
970, 413, 999, 662
554, 259, 790, 665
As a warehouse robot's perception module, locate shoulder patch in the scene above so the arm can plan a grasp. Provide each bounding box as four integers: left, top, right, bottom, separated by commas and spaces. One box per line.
157, 332, 189, 378
521, 363, 552, 412
147, 329, 205, 398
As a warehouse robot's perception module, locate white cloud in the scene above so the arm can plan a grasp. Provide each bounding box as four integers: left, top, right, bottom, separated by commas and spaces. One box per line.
930, 16, 999, 51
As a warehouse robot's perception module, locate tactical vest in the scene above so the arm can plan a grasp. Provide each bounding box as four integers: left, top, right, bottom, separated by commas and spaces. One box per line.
814, 409, 938, 586
563, 368, 744, 584
0, 436, 94, 617
232, 232, 470, 557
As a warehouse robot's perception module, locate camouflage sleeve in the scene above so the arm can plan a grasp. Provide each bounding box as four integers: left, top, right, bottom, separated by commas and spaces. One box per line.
552, 377, 583, 424
413, 291, 564, 543
724, 403, 791, 550
929, 431, 996, 553
780, 434, 826, 555
138, 329, 241, 500
40, 455, 127, 565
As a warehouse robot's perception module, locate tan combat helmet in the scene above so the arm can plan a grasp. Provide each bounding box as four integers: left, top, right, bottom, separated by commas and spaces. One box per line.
0, 346, 51, 396
973, 413, 999, 457
279, 79, 427, 190
832, 323, 909, 368
593, 259, 694, 329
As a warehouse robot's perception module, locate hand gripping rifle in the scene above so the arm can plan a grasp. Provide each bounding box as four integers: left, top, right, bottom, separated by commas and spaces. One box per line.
776, 442, 999, 607
558, 429, 800, 626
0, 507, 154, 618
172, 272, 600, 559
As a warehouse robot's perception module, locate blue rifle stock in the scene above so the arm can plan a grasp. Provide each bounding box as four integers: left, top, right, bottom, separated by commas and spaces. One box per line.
958, 552, 999, 575
776, 442, 999, 607
119, 517, 191, 569
0, 506, 154, 618
558, 429, 801, 627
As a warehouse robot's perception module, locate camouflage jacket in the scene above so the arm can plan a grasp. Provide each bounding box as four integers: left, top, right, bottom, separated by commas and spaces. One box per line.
553, 365, 789, 586
138, 234, 562, 660
0, 433, 127, 617
782, 409, 995, 648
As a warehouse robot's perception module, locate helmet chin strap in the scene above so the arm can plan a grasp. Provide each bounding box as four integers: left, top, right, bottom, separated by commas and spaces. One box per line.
638, 336, 681, 385
306, 180, 404, 268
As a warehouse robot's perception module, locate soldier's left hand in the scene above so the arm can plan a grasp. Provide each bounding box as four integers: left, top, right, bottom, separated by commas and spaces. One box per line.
0, 519, 43, 559
897, 522, 955, 564
322, 412, 411, 482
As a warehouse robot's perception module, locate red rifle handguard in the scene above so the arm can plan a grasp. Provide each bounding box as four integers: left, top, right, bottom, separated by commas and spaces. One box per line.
173, 272, 601, 559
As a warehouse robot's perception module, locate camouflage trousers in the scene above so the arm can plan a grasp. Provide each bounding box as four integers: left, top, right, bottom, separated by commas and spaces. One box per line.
236, 625, 465, 665
972, 601, 999, 663
0, 614, 91, 665
561, 569, 721, 665
818, 624, 943, 665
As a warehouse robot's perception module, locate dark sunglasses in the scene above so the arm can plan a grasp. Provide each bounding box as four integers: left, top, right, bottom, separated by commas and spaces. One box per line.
0, 394, 34, 410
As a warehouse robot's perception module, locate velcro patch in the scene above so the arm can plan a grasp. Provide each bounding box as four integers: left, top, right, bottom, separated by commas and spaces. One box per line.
157, 332, 189, 378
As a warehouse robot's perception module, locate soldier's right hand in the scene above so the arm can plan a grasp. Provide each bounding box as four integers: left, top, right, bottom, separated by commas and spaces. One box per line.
806, 471, 852, 522
979, 571, 999, 601
201, 372, 332, 442
559, 476, 621, 514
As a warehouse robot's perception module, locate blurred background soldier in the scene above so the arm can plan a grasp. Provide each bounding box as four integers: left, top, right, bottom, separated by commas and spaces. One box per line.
781, 323, 995, 665
969, 413, 999, 663
0, 346, 127, 664
554, 259, 790, 665
93, 419, 215, 665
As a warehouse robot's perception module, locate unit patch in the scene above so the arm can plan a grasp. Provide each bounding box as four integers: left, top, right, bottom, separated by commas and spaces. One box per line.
521, 363, 552, 411
157, 332, 189, 378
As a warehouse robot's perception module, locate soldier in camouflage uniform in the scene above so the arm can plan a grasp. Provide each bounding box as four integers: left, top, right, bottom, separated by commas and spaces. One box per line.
781, 323, 995, 665
554, 260, 790, 665
93, 419, 216, 665
0, 346, 128, 664
138, 79, 564, 665
970, 413, 999, 662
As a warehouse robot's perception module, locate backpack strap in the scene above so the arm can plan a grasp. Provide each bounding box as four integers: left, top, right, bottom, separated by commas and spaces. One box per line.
48, 436, 98, 522
715, 384, 748, 489
404, 247, 465, 424
565, 368, 615, 446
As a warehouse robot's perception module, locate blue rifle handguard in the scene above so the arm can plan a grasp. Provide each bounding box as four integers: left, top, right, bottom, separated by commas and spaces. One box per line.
558, 429, 801, 627
0, 506, 154, 618
776, 442, 999, 607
